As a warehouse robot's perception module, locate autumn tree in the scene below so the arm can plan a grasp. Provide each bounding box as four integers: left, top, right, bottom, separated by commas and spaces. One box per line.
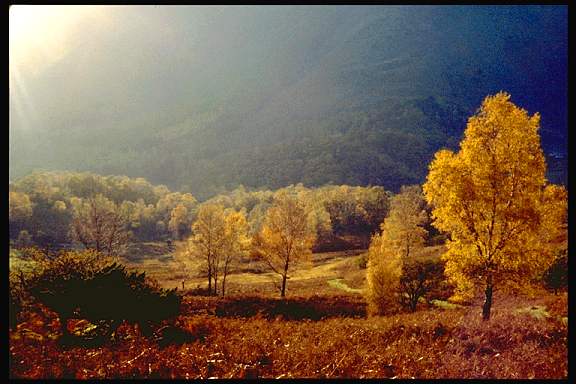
181, 203, 226, 295
365, 233, 402, 315
156, 192, 197, 239
365, 185, 428, 315
168, 204, 189, 240
69, 194, 131, 257
423, 92, 567, 320
383, 185, 428, 260
9, 191, 34, 239
399, 260, 444, 312
252, 193, 316, 298
177, 204, 250, 296
296, 187, 333, 241
220, 210, 251, 296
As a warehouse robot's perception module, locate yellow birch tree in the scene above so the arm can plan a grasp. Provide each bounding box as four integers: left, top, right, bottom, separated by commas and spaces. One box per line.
252, 193, 316, 298
423, 92, 567, 320
220, 210, 251, 296
182, 203, 226, 295
365, 185, 428, 315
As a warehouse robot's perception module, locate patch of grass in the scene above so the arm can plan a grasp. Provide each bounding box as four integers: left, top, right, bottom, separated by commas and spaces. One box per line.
327, 279, 363, 294
430, 300, 464, 310
515, 305, 550, 321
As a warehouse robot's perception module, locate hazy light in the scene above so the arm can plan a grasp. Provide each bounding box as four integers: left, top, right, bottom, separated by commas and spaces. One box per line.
9, 5, 108, 131
9, 5, 104, 75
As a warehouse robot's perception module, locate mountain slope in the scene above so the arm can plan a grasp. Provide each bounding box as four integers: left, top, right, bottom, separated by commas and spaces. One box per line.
9, 6, 567, 199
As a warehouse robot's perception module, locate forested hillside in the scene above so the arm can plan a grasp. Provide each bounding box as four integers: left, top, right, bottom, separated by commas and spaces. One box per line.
9, 6, 567, 199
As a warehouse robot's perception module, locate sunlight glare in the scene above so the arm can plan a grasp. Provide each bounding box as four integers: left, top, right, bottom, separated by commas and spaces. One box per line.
9, 5, 99, 74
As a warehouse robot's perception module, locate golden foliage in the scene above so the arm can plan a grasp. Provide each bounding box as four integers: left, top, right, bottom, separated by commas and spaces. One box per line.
168, 204, 189, 240
366, 234, 401, 315
381, 185, 428, 260
177, 204, 250, 296
365, 186, 428, 315
252, 192, 316, 297
423, 92, 567, 313
9, 191, 33, 220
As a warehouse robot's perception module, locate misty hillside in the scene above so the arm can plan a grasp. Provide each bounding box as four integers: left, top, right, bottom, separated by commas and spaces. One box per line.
9, 6, 567, 199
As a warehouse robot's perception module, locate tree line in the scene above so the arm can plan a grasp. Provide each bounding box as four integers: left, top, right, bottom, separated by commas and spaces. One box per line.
9, 172, 393, 251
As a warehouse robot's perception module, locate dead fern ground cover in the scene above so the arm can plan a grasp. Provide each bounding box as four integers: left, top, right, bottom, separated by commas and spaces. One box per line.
9, 288, 567, 379
9, 247, 567, 379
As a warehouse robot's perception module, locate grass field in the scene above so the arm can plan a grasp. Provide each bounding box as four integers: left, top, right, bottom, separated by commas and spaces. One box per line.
121, 242, 369, 297
120, 243, 446, 297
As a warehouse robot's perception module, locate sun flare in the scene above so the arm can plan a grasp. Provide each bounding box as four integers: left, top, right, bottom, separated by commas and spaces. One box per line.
9, 5, 99, 73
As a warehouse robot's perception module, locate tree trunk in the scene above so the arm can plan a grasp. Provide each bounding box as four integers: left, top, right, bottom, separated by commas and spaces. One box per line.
281, 273, 287, 298
207, 267, 212, 296
222, 260, 230, 297
482, 274, 493, 321
281, 257, 290, 298
410, 296, 418, 312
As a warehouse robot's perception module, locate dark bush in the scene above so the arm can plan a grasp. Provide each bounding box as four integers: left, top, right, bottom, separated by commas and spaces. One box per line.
543, 249, 567, 295
23, 250, 181, 345
399, 259, 445, 312
356, 253, 368, 269
213, 294, 366, 320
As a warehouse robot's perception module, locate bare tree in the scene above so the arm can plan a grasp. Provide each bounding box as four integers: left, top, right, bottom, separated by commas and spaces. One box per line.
69, 194, 131, 257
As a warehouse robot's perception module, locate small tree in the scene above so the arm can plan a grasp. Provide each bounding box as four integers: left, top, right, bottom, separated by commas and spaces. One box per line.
178, 204, 250, 296
220, 210, 251, 296
365, 233, 402, 315
382, 185, 428, 260
365, 185, 428, 315
168, 204, 188, 240
399, 260, 443, 312
543, 249, 567, 295
182, 203, 226, 295
423, 92, 567, 320
69, 194, 131, 257
252, 193, 316, 298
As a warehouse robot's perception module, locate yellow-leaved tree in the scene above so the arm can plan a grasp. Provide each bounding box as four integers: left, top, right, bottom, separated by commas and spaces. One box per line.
177, 203, 251, 296
220, 209, 251, 297
252, 192, 316, 298
168, 204, 189, 240
423, 92, 567, 320
366, 185, 428, 315
181, 203, 227, 295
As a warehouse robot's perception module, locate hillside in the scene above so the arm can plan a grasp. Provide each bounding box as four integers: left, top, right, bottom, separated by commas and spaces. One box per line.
9, 6, 567, 199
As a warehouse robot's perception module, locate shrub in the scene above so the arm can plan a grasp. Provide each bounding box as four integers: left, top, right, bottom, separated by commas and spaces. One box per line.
399, 259, 444, 312
356, 253, 368, 269
542, 249, 567, 295
22, 250, 181, 344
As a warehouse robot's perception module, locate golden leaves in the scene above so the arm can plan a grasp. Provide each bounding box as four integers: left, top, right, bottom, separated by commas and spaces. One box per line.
423, 93, 567, 301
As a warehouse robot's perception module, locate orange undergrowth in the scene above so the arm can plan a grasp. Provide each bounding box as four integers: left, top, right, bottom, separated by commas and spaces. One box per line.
9, 291, 567, 379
